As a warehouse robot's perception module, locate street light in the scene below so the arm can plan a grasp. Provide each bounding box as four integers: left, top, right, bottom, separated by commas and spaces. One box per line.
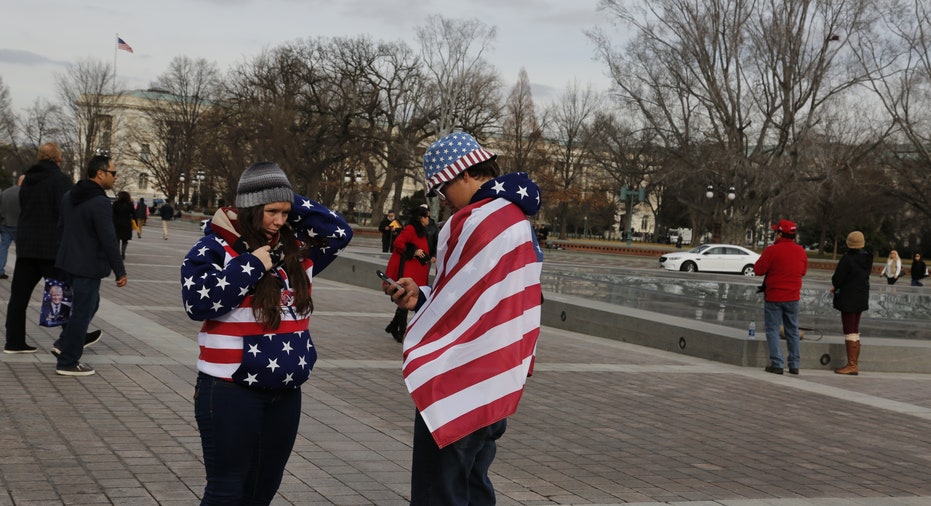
343, 171, 362, 223
179, 173, 186, 205
705, 184, 736, 243
195, 170, 205, 212
620, 185, 646, 246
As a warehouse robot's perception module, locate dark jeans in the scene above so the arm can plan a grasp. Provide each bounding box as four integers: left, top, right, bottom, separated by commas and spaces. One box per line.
410, 410, 506, 506
4, 257, 55, 348
194, 373, 302, 505
56, 275, 100, 368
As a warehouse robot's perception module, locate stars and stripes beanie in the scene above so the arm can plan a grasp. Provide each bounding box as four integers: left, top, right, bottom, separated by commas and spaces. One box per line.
235, 162, 293, 208
423, 131, 496, 197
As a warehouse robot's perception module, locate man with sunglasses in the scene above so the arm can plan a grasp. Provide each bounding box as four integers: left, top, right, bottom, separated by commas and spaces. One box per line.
52, 155, 127, 376
387, 131, 543, 505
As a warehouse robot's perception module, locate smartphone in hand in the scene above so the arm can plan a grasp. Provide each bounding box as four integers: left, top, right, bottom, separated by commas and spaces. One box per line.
376, 270, 401, 293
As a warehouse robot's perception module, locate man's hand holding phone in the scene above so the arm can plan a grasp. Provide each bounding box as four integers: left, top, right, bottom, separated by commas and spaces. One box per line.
377, 270, 418, 310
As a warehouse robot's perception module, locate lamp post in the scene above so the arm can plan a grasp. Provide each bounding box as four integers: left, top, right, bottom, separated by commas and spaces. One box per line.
343, 171, 362, 223
705, 184, 736, 243
179, 173, 186, 206
620, 185, 646, 246
195, 170, 205, 213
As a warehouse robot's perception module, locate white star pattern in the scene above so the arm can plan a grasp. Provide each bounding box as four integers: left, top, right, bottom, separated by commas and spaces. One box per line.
242, 263, 255, 275
197, 246, 209, 256
266, 358, 280, 372
517, 186, 529, 199
492, 181, 506, 194
265, 333, 275, 340
248, 344, 261, 357
183, 276, 195, 289
282, 341, 293, 355
334, 226, 346, 238
298, 356, 307, 368
216, 277, 230, 290
301, 199, 312, 209
244, 373, 258, 385
211, 301, 223, 311
197, 286, 210, 299
282, 373, 294, 385
239, 286, 250, 296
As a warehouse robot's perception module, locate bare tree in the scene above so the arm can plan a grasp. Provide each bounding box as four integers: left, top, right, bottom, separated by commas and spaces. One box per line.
416, 15, 503, 138
126, 56, 219, 205
56, 58, 123, 177
589, 0, 873, 242
542, 81, 602, 239
500, 68, 545, 174
854, 0, 931, 227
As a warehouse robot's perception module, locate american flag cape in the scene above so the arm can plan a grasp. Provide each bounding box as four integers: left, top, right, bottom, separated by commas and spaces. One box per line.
402, 197, 542, 448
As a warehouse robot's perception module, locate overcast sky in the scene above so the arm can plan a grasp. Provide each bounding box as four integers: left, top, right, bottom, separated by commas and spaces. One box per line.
0, 0, 619, 112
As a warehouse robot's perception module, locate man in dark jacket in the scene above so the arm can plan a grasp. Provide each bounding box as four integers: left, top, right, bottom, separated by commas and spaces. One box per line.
159, 200, 174, 240
753, 219, 808, 375
3, 143, 73, 353
52, 155, 127, 376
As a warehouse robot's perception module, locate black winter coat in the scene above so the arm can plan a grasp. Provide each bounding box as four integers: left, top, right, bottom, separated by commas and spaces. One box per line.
16, 160, 73, 259
113, 200, 135, 241
832, 249, 872, 313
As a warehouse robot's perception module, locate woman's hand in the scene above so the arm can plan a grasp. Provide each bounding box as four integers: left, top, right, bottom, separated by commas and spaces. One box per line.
252, 245, 273, 271
415, 249, 425, 259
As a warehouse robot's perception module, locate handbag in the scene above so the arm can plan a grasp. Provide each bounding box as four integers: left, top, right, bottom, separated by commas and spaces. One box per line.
131, 218, 140, 232
39, 278, 72, 327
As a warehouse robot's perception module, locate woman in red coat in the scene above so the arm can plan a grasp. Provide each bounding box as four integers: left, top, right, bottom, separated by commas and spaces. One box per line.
384, 206, 431, 342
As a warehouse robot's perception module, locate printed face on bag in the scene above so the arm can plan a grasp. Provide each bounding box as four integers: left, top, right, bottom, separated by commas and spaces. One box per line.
50, 285, 63, 304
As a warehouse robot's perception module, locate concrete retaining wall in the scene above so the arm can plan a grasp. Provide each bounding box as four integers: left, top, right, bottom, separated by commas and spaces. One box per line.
321, 253, 931, 374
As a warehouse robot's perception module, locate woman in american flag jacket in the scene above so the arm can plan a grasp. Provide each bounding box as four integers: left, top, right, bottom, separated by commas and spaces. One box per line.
181, 162, 351, 505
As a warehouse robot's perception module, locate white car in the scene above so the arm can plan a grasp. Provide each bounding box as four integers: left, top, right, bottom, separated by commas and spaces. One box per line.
659, 244, 760, 276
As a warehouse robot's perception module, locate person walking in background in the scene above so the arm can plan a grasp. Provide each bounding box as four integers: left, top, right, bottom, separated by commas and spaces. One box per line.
52, 154, 127, 376
0, 174, 24, 279
383, 206, 431, 342
182, 162, 351, 505
113, 191, 135, 260
386, 132, 543, 505
831, 231, 872, 375
134, 197, 148, 238
420, 203, 439, 264
379, 210, 402, 253
911, 252, 927, 287
753, 219, 808, 375
3, 143, 73, 354
159, 200, 174, 240
881, 249, 902, 285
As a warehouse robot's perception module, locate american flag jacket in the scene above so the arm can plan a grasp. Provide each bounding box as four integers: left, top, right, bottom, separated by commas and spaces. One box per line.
403, 172, 543, 448
181, 194, 351, 389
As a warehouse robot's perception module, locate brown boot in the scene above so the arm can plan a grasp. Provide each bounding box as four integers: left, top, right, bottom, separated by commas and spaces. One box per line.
834, 340, 860, 375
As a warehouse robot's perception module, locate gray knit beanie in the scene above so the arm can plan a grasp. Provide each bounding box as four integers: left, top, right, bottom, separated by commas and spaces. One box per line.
235, 162, 293, 208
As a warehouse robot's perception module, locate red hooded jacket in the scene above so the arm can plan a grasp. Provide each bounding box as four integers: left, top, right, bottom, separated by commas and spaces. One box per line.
753, 237, 808, 302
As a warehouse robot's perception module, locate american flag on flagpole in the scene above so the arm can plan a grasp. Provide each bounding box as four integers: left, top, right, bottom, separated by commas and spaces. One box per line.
117, 37, 134, 53
402, 195, 542, 449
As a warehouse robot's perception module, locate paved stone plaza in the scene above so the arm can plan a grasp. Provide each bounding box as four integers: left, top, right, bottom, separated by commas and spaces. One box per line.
1, 221, 931, 505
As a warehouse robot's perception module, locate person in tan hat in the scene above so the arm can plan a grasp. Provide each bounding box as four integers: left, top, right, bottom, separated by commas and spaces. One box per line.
830, 231, 872, 375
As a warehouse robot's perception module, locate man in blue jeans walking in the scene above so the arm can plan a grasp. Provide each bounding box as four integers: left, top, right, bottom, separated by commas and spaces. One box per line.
53, 155, 128, 376
0, 175, 23, 279
754, 219, 808, 375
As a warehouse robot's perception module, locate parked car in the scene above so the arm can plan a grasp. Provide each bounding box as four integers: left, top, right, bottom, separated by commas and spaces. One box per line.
659, 244, 760, 275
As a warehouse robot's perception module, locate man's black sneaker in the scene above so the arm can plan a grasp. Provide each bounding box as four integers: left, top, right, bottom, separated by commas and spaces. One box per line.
56, 363, 95, 376
51, 330, 103, 357
764, 365, 784, 375
3, 344, 37, 354
788, 368, 799, 375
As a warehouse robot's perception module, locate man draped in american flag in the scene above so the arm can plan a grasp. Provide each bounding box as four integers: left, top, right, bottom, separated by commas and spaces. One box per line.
387, 131, 543, 505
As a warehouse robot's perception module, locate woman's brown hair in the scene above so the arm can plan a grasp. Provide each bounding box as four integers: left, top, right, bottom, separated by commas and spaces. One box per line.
237, 205, 313, 330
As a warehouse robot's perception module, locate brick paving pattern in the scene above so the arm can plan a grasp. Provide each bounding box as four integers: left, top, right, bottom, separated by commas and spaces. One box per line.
1, 222, 930, 505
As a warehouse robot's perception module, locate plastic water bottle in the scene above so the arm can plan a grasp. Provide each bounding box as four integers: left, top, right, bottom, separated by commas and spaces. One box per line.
748, 320, 756, 338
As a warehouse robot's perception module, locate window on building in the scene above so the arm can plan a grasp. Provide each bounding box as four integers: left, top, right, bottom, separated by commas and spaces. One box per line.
138, 173, 149, 190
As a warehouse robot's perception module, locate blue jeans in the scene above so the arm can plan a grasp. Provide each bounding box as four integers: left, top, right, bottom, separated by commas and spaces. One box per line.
764, 300, 800, 369
0, 225, 14, 272
410, 410, 506, 505
56, 276, 100, 368
194, 373, 301, 505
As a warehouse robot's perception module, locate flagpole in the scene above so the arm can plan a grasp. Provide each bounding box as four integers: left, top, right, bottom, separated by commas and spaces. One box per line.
114, 33, 119, 79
